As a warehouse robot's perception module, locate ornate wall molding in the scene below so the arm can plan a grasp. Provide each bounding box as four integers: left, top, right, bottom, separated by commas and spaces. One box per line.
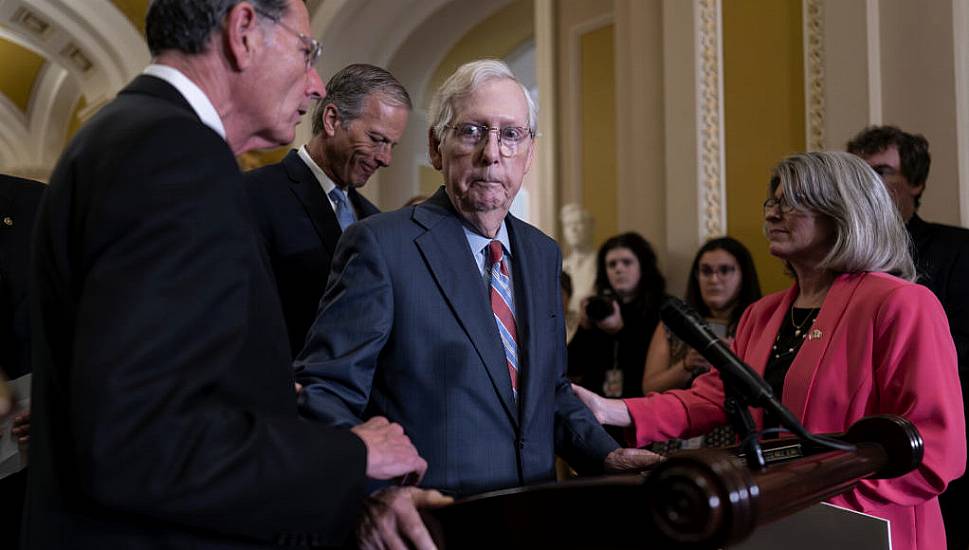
695, 0, 725, 241
804, 0, 825, 151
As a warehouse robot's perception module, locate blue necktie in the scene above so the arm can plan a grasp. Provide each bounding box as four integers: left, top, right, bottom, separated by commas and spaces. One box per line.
329, 188, 356, 231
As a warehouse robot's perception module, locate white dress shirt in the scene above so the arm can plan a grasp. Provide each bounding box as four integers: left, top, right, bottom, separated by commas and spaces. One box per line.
142, 64, 225, 140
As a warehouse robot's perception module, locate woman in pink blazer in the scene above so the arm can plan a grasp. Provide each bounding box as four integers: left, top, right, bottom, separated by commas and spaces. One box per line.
575, 151, 965, 550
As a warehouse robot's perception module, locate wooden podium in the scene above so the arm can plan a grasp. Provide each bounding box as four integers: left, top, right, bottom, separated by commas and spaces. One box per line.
422, 415, 919, 549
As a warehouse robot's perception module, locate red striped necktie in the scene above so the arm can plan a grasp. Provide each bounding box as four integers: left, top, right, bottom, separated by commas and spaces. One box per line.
488, 240, 519, 396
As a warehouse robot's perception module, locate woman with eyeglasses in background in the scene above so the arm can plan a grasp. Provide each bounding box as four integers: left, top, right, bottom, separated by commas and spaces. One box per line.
642, 237, 761, 396
573, 152, 965, 550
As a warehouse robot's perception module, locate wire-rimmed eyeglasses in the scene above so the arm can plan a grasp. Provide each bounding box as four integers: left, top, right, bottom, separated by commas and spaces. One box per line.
444, 123, 535, 157
254, 7, 322, 69
763, 195, 798, 215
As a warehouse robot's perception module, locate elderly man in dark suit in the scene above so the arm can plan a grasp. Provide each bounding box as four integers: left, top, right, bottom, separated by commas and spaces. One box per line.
296, 59, 659, 498
26, 1, 439, 548
849, 126, 969, 550
245, 64, 409, 356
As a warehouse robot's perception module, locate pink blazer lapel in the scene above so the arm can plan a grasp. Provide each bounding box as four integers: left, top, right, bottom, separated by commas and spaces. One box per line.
738, 286, 795, 428
782, 272, 866, 421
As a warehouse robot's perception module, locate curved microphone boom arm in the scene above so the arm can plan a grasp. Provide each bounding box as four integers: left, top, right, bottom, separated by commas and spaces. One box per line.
659, 296, 855, 466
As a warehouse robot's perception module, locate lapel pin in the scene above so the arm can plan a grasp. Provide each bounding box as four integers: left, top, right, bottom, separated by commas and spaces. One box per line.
808, 328, 823, 340
2, 216, 12, 226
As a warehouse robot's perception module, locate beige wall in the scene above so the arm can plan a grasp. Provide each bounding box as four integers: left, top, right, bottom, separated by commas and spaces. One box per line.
555, 0, 615, 231
723, 0, 806, 294
615, 0, 667, 269
822, 0, 967, 227
579, 24, 618, 246
878, 0, 961, 226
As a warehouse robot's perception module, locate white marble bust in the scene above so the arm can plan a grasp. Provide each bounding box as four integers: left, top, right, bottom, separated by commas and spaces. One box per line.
560, 204, 597, 339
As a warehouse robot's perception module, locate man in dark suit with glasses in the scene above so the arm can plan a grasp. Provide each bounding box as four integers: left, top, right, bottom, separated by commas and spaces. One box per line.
25, 1, 434, 548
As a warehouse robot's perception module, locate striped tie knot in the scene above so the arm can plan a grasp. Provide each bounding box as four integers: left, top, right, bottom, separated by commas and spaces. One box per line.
488, 240, 506, 275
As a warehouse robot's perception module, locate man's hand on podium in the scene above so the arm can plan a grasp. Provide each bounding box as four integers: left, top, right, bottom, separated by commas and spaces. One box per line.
604, 447, 664, 473
357, 486, 453, 550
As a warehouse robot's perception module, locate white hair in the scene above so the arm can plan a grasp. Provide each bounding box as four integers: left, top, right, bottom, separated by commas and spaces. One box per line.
427, 59, 537, 143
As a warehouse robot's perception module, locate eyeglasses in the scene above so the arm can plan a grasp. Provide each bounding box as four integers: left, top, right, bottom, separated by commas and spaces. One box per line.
254, 7, 322, 69
763, 194, 799, 215
444, 123, 534, 157
698, 265, 737, 278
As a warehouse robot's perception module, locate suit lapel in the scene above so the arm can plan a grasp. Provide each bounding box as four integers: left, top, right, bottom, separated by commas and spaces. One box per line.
507, 216, 541, 424
349, 187, 380, 219
413, 189, 519, 425
783, 273, 862, 421
282, 150, 342, 254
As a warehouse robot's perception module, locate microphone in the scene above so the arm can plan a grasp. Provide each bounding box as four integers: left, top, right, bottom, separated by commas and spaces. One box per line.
659, 296, 800, 430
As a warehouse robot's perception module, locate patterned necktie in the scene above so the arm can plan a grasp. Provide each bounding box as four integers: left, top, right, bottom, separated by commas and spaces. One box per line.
328, 188, 356, 231
488, 240, 519, 396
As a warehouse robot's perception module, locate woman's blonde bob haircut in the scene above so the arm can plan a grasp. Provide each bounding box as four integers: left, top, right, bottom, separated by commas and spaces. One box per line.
768, 151, 915, 281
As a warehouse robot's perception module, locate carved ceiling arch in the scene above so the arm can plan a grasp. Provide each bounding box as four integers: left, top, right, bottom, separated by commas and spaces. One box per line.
0, 0, 148, 177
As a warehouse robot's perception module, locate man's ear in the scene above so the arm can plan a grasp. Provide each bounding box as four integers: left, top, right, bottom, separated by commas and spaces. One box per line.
321, 104, 341, 137
223, 2, 261, 70
428, 127, 443, 170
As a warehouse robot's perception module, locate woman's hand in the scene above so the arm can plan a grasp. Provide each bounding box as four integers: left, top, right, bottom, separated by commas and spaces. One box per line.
595, 300, 624, 334
571, 383, 632, 427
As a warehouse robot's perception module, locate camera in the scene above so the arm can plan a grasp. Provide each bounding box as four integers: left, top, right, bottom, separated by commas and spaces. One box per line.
585, 290, 616, 322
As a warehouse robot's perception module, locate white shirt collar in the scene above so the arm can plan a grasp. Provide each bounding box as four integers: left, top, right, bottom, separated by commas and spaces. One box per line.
143, 64, 226, 140
463, 220, 512, 277
297, 145, 349, 211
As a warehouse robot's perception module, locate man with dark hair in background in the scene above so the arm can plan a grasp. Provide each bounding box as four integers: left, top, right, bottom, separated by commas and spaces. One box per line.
849, 125, 969, 550
0, 173, 45, 546
245, 64, 410, 356
25, 1, 441, 548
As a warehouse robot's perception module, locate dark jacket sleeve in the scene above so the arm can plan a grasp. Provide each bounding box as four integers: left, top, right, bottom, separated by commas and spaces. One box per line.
294, 221, 392, 427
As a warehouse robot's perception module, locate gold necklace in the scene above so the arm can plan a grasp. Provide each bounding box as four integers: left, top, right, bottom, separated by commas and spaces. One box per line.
790, 305, 818, 338
772, 306, 819, 359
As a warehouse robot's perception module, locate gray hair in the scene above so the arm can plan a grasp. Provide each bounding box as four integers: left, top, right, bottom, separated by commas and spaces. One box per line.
428, 59, 537, 143
768, 151, 915, 280
146, 0, 288, 56
311, 64, 412, 136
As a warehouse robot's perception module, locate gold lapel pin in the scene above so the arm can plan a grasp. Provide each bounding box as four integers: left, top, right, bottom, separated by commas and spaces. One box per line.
808, 328, 823, 340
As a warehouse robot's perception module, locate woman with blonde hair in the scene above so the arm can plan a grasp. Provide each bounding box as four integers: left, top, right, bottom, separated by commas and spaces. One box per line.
575, 151, 965, 550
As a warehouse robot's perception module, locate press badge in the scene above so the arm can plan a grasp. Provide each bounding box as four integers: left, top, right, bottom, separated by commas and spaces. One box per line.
603, 368, 623, 397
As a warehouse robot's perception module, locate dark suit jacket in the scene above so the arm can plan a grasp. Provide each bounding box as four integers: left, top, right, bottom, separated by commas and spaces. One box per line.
0, 174, 45, 379
0, 174, 44, 546
295, 187, 618, 497
908, 214, 969, 413
245, 151, 379, 356
26, 75, 367, 549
